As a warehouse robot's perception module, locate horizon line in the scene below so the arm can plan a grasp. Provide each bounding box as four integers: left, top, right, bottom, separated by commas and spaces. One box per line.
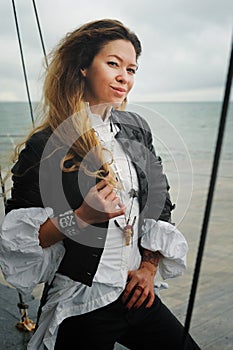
0, 100, 232, 104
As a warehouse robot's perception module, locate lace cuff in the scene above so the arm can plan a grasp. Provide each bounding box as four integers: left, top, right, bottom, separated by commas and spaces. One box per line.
0, 207, 65, 295
141, 219, 188, 280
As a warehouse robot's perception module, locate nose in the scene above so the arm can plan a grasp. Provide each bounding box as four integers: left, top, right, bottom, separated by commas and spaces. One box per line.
116, 69, 128, 84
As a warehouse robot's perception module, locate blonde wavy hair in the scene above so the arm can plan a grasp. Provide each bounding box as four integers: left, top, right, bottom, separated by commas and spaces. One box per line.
12, 19, 142, 185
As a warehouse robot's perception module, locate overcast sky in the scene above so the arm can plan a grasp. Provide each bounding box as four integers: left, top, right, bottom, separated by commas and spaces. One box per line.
0, 0, 232, 102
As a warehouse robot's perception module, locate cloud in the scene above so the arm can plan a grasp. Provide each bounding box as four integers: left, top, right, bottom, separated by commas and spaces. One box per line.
0, 0, 232, 101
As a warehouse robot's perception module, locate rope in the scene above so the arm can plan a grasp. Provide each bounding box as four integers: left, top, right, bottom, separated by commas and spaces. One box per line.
11, 0, 35, 127
16, 292, 35, 331
31, 0, 48, 67
183, 31, 233, 348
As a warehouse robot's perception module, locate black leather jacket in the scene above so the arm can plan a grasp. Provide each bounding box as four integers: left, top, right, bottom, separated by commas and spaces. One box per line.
6, 110, 174, 286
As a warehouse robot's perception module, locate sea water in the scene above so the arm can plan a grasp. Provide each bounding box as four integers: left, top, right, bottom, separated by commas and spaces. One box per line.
0, 101, 232, 230
0, 101, 232, 165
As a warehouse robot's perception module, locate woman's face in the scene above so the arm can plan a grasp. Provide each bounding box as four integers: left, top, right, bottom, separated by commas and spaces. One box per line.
81, 39, 137, 108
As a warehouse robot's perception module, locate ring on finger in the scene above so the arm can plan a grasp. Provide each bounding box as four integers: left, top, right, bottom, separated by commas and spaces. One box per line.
135, 285, 144, 293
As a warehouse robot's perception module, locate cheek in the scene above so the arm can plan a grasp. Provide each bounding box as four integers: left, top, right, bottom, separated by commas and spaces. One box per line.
94, 70, 111, 89
128, 78, 134, 91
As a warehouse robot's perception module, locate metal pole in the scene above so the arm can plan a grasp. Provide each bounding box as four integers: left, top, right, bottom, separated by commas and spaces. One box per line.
183, 31, 233, 348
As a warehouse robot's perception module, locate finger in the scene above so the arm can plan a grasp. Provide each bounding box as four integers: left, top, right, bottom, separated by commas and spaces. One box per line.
126, 286, 149, 309
95, 179, 108, 191
108, 204, 126, 218
105, 189, 117, 201
121, 282, 135, 304
145, 292, 155, 308
110, 196, 121, 208
122, 284, 143, 309
98, 184, 115, 198
133, 291, 149, 309
125, 291, 144, 310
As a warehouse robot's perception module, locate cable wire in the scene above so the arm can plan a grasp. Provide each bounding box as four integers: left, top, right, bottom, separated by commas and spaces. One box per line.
11, 0, 35, 127
31, 0, 48, 67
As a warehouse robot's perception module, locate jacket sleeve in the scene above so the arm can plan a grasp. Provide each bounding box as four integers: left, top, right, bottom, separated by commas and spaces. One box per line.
142, 117, 175, 223
5, 133, 48, 214
150, 151, 175, 223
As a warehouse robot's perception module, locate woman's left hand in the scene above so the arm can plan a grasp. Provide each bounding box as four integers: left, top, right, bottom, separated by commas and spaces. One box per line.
121, 262, 157, 310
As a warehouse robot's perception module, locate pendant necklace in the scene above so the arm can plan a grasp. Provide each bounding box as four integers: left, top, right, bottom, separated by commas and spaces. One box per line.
110, 121, 138, 246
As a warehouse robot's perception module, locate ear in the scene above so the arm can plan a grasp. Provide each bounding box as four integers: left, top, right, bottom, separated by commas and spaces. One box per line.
80, 68, 87, 77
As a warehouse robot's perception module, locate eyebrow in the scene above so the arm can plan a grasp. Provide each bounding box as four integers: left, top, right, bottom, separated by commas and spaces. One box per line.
107, 54, 138, 69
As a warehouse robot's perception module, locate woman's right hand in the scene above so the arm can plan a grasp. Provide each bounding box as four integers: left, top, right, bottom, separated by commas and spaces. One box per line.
39, 178, 125, 248
75, 178, 126, 228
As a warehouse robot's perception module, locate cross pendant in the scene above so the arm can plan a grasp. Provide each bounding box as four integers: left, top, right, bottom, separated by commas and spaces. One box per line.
113, 163, 122, 178
113, 163, 125, 190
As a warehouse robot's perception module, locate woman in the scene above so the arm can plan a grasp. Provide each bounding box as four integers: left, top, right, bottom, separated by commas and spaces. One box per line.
0, 19, 200, 349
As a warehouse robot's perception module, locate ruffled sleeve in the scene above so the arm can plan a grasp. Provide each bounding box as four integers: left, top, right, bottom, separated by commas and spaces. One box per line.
140, 219, 188, 280
0, 207, 65, 295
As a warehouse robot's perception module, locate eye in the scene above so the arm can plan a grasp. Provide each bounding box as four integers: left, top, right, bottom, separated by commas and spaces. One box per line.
127, 67, 136, 75
107, 61, 119, 67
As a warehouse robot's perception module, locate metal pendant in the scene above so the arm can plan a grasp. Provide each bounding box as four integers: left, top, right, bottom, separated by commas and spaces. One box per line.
123, 224, 134, 246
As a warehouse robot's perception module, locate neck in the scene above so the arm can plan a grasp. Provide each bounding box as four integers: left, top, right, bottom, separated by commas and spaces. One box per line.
88, 103, 112, 121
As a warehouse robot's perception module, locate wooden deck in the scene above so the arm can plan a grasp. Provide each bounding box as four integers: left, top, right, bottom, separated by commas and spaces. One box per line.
0, 159, 232, 349
160, 160, 233, 349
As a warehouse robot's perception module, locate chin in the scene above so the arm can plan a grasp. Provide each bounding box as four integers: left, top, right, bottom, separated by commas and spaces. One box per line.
111, 99, 125, 108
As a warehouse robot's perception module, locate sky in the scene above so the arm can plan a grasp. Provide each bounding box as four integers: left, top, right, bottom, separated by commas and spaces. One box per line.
0, 0, 232, 102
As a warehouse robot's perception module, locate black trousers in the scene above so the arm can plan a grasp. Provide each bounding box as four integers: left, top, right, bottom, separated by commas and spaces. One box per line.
55, 294, 201, 350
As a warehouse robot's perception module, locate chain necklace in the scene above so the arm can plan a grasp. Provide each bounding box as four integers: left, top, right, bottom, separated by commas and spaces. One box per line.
109, 121, 138, 246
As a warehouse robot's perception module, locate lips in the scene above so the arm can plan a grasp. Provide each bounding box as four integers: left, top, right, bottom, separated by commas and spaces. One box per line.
111, 86, 127, 93
111, 86, 127, 99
